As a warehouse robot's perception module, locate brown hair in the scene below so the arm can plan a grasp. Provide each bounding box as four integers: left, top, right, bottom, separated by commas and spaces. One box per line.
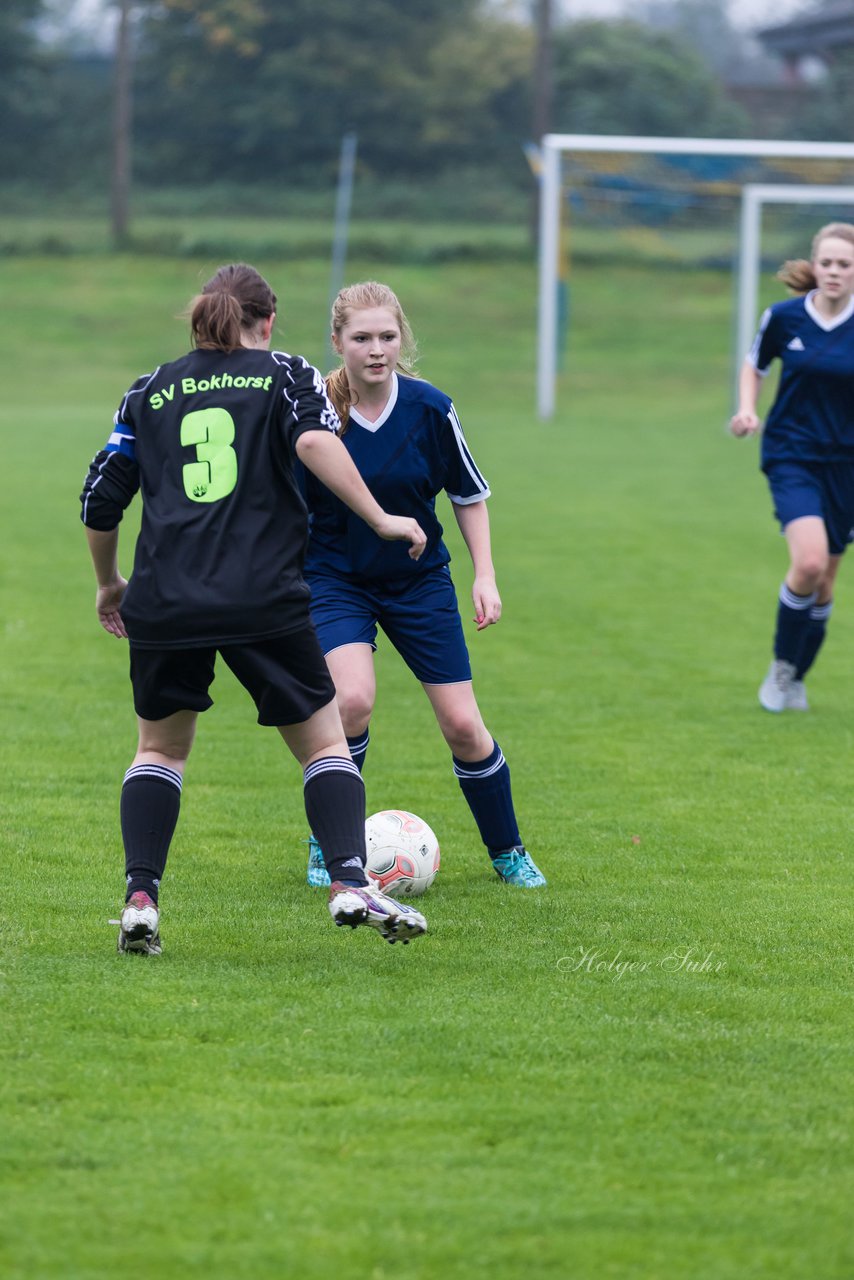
188, 263, 277, 352
326, 281, 419, 431
777, 222, 854, 294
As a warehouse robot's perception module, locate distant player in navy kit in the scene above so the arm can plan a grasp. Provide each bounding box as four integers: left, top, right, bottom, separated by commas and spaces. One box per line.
731, 223, 854, 712
302, 281, 546, 889
80, 263, 430, 953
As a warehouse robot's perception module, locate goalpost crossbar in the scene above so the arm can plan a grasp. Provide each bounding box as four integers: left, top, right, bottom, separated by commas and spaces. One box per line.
538, 135, 854, 419
736, 183, 854, 394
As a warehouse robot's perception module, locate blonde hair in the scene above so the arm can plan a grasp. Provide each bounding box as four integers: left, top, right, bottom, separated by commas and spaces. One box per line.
777, 222, 854, 294
187, 263, 276, 352
326, 281, 419, 431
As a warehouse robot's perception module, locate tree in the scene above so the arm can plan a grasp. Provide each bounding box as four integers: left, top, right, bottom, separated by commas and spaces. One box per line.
793, 47, 854, 142
637, 0, 745, 80
111, 0, 133, 246
551, 18, 748, 138
131, 0, 530, 187
0, 0, 44, 99
0, 1, 52, 179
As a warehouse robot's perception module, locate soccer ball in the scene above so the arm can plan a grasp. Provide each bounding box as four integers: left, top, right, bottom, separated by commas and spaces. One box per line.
364, 809, 440, 897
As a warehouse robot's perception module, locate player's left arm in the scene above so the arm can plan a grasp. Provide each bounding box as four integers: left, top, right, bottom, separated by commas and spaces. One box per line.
452, 499, 501, 631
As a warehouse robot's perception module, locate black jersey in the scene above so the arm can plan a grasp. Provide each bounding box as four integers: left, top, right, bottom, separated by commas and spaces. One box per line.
80, 346, 340, 648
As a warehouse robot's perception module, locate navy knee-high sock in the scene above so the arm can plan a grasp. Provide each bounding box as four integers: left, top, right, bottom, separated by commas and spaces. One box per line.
774, 582, 817, 664
121, 763, 182, 904
346, 729, 370, 773
453, 740, 523, 858
796, 600, 832, 680
303, 757, 368, 885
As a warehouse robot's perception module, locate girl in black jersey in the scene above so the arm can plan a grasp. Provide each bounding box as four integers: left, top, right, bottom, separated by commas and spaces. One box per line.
80, 263, 429, 952
731, 224, 854, 712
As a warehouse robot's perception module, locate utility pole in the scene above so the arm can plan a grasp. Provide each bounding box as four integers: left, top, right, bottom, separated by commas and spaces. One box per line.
326, 132, 358, 370
111, 0, 132, 249
533, 0, 554, 146
531, 0, 554, 246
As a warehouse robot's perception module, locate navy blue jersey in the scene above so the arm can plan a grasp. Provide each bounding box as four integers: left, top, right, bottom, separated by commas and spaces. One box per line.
303, 373, 490, 582
80, 347, 339, 648
749, 292, 854, 466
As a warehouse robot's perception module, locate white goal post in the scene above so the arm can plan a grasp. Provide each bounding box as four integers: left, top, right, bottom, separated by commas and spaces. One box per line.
736, 182, 854, 392
537, 135, 854, 419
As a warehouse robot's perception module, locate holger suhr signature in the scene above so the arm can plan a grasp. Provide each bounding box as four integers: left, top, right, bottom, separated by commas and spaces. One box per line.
557, 945, 727, 982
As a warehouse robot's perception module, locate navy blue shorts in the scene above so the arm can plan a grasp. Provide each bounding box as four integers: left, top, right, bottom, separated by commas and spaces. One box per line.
764, 460, 854, 556
307, 567, 472, 685
129, 628, 336, 725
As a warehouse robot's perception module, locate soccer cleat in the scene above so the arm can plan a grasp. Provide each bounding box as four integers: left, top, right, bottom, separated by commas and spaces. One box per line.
758, 659, 797, 713
328, 881, 427, 945
117, 890, 162, 955
306, 834, 332, 888
491, 846, 547, 888
786, 679, 809, 711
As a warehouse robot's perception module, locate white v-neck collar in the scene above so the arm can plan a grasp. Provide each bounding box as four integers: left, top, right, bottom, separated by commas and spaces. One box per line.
349, 373, 399, 433
805, 291, 854, 331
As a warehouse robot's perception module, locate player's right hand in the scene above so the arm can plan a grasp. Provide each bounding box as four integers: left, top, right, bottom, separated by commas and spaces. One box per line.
374, 515, 427, 560
96, 577, 128, 638
729, 410, 761, 437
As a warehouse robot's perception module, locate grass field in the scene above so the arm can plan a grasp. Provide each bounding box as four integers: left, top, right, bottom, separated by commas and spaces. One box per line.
1, 246, 852, 1280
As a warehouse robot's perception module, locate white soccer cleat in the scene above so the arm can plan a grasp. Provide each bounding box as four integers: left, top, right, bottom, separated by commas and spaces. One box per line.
328, 881, 427, 945
758, 659, 797, 713
785, 679, 809, 711
118, 891, 162, 955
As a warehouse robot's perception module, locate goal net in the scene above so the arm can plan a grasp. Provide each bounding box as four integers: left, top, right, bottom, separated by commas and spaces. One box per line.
537, 135, 854, 418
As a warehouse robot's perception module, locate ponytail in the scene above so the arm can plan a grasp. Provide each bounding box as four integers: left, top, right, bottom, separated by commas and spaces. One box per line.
777, 259, 816, 294
778, 222, 854, 295
325, 366, 353, 431
187, 263, 277, 352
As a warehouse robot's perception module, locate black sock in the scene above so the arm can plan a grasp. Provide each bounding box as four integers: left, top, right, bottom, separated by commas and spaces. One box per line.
121, 763, 182, 904
346, 729, 370, 772
303, 757, 368, 886
453, 740, 523, 858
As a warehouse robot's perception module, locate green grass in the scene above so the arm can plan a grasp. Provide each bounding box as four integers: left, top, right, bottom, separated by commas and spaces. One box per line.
1, 249, 852, 1279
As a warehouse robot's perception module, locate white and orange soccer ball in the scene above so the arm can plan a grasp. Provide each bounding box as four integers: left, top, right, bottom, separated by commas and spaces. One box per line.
364, 809, 440, 897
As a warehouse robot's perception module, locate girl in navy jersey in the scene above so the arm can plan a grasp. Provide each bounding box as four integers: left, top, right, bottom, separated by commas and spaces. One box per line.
731, 223, 854, 712
80, 264, 429, 953
302, 281, 545, 889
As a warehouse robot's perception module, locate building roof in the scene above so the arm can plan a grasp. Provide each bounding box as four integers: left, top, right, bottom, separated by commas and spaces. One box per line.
757, 4, 854, 57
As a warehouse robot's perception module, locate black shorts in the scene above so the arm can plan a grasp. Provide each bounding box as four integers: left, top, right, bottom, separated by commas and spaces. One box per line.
129, 628, 336, 726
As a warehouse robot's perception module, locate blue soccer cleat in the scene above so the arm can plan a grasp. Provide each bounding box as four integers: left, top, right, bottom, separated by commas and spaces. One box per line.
306, 834, 331, 888
491, 846, 547, 888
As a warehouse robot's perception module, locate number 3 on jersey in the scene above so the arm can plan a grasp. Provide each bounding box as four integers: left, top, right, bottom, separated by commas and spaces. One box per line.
181, 408, 238, 503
